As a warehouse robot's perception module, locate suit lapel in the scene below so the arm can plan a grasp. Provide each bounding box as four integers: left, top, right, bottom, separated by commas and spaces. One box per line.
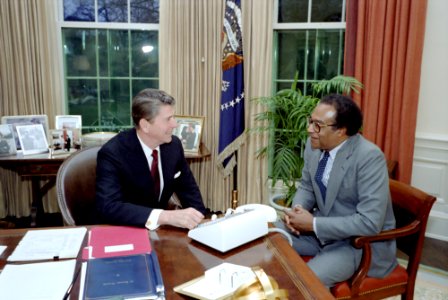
125, 129, 155, 192
322, 135, 359, 214
309, 148, 325, 207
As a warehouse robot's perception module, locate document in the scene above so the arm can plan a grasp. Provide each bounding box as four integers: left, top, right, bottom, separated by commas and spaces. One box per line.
83, 252, 164, 300
83, 226, 152, 259
7, 227, 87, 262
0, 259, 77, 300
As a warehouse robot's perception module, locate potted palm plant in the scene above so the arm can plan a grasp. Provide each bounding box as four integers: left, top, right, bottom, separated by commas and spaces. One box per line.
252, 73, 363, 208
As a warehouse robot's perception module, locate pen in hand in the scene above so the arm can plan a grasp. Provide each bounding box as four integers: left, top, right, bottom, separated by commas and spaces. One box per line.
63, 265, 81, 300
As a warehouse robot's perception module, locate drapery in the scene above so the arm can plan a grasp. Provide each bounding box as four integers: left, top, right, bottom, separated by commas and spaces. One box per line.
0, 0, 62, 218
345, 0, 428, 183
160, 0, 273, 211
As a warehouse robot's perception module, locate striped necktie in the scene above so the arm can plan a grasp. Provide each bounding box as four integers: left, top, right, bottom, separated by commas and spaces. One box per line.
315, 151, 330, 201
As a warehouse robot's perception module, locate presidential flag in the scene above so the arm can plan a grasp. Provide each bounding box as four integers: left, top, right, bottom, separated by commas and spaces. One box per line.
217, 0, 245, 177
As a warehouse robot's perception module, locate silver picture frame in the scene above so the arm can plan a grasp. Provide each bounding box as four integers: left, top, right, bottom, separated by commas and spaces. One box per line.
16, 124, 49, 155
1, 115, 49, 150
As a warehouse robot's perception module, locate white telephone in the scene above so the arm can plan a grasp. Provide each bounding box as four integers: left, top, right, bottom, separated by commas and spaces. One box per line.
188, 204, 278, 252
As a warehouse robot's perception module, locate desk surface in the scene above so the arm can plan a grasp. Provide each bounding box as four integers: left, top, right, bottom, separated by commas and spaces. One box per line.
0, 226, 333, 300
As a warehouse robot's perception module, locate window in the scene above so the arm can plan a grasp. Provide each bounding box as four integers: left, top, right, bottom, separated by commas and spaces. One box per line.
59, 0, 159, 132
273, 0, 346, 93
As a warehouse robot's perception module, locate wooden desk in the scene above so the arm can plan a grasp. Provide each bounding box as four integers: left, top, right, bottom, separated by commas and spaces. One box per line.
0, 226, 334, 299
0, 152, 69, 227
0, 144, 210, 226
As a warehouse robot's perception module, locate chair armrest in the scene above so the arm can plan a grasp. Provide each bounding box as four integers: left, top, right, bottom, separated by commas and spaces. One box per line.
353, 220, 421, 248
348, 220, 421, 295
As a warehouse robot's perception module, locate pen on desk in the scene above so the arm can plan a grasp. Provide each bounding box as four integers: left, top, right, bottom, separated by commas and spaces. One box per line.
63, 265, 81, 300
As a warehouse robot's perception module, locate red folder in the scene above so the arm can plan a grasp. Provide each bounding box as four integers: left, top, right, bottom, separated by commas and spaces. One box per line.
83, 226, 152, 260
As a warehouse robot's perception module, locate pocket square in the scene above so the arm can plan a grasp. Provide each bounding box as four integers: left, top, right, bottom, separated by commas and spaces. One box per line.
174, 171, 181, 178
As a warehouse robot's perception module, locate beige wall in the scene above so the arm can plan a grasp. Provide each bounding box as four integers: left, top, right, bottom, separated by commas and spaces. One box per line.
413, 0, 448, 241
416, 0, 448, 136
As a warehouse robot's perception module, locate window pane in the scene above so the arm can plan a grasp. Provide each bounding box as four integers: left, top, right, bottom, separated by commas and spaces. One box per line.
311, 0, 343, 22
109, 30, 130, 77
98, 30, 109, 77
64, 0, 95, 21
132, 31, 158, 77
313, 30, 344, 79
132, 79, 158, 97
98, 0, 128, 23
63, 29, 97, 77
131, 0, 160, 23
277, 29, 343, 82
67, 79, 99, 126
278, 0, 308, 23
100, 80, 131, 127
277, 31, 308, 81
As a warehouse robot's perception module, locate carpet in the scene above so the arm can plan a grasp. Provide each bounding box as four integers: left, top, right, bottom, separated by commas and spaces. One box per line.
386, 260, 448, 300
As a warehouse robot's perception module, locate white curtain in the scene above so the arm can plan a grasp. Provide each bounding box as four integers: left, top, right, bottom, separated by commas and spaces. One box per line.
0, 0, 62, 218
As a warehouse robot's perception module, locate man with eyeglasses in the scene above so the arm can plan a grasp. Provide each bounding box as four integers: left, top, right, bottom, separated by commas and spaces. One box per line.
280, 94, 397, 288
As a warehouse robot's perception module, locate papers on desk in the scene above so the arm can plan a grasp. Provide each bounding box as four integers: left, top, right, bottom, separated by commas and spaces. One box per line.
0, 259, 77, 300
174, 263, 255, 300
7, 227, 87, 262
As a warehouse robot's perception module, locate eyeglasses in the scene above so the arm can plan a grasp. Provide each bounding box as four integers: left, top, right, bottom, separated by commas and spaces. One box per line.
307, 117, 337, 133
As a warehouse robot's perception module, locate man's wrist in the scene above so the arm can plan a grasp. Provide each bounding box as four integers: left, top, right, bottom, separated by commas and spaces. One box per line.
145, 209, 163, 230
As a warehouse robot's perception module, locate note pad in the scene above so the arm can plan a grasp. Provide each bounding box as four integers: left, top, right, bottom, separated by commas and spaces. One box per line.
0, 259, 76, 300
7, 227, 87, 262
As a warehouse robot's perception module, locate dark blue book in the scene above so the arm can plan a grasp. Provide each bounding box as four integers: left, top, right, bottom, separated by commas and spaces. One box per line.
83, 253, 164, 300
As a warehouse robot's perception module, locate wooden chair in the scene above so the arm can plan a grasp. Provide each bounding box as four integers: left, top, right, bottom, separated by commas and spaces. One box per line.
56, 146, 101, 226
330, 179, 436, 300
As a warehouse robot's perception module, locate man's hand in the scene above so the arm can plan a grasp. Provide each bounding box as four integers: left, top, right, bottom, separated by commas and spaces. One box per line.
283, 205, 314, 235
158, 207, 204, 229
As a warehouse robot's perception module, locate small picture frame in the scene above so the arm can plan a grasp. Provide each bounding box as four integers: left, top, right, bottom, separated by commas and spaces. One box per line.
55, 115, 82, 130
173, 115, 205, 154
0, 124, 17, 157
16, 124, 49, 155
55, 115, 82, 149
50, 128, 81, 152
1, 115, 49, 150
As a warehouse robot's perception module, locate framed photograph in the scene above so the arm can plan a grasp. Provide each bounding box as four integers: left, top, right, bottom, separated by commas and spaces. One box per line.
1, 115, 49, 150
54, 128, 82, 150
16, 124, 49, 155
0, 124, 17, 156
173, 115, 205, 154
55, 115, 82, 130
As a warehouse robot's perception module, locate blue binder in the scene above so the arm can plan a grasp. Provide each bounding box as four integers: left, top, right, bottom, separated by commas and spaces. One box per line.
83, 252, 164, 300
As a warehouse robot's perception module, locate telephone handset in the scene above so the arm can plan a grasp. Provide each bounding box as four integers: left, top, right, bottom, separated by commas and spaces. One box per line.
234, 204, 277, 222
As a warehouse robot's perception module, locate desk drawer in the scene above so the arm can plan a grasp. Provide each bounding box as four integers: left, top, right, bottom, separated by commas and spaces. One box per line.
18, 164, 61, 176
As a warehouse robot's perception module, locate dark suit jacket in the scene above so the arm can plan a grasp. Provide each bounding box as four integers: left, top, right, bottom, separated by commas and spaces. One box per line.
294, 134, 398, 278
96, 128, 206, 226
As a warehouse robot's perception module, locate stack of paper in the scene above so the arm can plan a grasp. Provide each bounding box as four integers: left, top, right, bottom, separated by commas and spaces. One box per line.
81, 226, 164, 300
0, 227, 87, 300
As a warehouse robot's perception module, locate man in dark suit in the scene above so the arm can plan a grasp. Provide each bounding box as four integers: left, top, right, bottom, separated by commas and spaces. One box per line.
281, 94, 397, 287
96, 89, 206, 229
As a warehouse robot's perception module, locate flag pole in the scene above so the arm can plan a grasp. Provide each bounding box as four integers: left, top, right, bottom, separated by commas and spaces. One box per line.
231, 152, 238, 209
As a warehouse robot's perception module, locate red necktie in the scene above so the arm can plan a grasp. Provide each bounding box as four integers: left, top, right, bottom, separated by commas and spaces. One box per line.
151, 149, 160, 200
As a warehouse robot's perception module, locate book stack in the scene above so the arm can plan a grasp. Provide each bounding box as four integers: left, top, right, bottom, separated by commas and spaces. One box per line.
82, 226, 164, 300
